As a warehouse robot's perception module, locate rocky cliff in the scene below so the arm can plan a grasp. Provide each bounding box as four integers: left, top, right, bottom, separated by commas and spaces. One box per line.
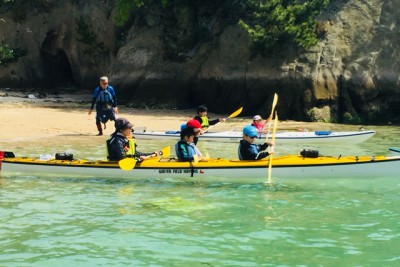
1, 0, 400, 123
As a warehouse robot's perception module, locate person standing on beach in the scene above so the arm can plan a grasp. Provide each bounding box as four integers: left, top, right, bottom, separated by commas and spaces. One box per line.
88, 76, 118, 136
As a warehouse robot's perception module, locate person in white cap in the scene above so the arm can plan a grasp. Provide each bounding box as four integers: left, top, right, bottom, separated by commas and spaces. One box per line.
251, 115, 271, 133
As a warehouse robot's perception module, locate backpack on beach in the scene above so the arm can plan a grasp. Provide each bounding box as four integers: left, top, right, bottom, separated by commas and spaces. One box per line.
97, 89, 114, 110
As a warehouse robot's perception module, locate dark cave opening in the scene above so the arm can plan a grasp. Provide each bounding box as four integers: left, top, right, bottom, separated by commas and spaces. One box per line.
40, 30, 74, 89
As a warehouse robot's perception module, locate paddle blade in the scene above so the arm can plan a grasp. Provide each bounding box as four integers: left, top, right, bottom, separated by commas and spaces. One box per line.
119, 158, 137, 171
193, 155, 199, 166
161, 146, 170, 158
229, 107, 243, 118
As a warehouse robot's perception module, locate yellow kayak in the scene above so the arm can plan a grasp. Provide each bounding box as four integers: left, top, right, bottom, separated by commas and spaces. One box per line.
1, 150, 399, 183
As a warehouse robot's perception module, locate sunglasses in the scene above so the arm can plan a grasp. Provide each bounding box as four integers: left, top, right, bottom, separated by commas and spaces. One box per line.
245, 134, 257, 139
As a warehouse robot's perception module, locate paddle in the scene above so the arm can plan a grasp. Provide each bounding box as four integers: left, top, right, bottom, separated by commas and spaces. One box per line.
267, 112, 278, 184
161, 146, 171, 158
119, 146, 170, 171
193, 155, 200, 166
265, 93, 278, 141
119, 158, 137, 171
205, 107, 243, 132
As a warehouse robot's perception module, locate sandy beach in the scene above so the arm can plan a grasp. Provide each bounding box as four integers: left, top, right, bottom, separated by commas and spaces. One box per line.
0, 89, 198, 140
0, 89, 252, 141
0, 88, 358, 141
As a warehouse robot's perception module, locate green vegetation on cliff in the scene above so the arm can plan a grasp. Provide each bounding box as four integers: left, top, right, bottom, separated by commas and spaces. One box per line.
239, 0, 330, 51
114, 0, 330, 52
0, 41, 25, 66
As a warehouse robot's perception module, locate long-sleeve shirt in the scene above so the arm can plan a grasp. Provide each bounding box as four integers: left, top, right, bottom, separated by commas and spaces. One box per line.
238, 140, 270, 160
90, 85, 117, 110
107, 133, 154, 161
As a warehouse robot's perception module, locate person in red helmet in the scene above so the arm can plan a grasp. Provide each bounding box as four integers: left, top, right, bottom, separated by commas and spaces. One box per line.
185, 119, 204, 145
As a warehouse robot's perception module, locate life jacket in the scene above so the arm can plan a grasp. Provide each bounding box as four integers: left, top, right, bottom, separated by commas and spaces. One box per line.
97, 88, 114, 110
175, 141, 196, 161
200, 116, 209, 129
126, 138, 135, 156
106, 134, 135, 160
251, 122, 264, 132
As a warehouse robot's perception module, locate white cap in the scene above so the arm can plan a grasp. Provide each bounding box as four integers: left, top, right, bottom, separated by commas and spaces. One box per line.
253, 115, 262, 121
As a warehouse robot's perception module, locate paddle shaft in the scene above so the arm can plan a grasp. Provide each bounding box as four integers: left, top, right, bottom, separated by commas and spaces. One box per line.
267, 112, 278, 184
265, 94, 278, 141
119, 146, 170, 171
205, 107, 243, 132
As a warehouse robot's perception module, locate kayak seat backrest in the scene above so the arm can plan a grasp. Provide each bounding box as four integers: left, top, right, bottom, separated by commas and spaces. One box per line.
4, 151, 15, 158
300, 149, 319, 158
314, 131, 332, 136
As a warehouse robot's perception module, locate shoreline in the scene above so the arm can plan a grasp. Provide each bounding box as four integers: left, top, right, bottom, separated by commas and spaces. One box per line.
0, 89, 370, 141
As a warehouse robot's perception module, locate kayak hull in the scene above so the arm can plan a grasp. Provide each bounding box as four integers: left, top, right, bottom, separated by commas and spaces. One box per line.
133, 130, 375, 144
1, 153, 398, 183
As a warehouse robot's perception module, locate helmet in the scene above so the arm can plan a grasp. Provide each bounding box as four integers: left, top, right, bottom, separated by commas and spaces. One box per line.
115, 118, 133, 130
197, 105, 208, 113
186, 119, 203, 130
253, 115, 262, 121
243, 125, 258, 138
180, 123, 187, 131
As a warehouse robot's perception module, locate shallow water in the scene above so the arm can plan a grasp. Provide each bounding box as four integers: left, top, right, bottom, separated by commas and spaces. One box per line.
1, 124, 400, 266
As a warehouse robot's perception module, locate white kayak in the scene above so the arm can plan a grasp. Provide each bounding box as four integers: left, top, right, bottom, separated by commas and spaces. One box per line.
389, 147, 400, 155
133, 129, 375, 145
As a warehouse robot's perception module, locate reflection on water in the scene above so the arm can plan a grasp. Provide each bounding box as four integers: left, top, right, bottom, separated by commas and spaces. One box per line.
1, 124, 400, 266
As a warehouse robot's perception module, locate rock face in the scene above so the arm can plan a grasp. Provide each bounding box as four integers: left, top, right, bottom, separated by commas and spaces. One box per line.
1, 0, 400, 123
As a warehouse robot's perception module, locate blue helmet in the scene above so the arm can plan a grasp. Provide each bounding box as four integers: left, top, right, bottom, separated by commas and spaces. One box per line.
243, 125, 258, 138
180, 123, 187, 131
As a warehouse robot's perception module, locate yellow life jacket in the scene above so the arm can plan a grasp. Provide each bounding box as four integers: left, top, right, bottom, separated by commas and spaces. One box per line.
200, 116, 209, 129
126, 138, 136, 156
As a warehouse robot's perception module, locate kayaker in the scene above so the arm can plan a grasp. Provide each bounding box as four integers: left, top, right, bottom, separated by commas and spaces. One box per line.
238, 125, 274, 160
194, 105, 226, 131
107, 118, 161, 161
88, 76, 118, 136
185, 119, 204, 145
251, 115, 271, 133
175, 127, 204, 162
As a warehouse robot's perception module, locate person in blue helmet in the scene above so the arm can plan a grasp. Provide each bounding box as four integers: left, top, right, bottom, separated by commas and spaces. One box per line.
238, 125, 274, 160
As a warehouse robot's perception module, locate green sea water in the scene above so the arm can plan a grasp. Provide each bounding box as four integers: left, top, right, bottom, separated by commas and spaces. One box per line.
1, 124, 400, 266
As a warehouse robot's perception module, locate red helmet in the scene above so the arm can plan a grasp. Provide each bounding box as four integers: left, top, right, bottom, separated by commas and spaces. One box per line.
186, 119, 203, 130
